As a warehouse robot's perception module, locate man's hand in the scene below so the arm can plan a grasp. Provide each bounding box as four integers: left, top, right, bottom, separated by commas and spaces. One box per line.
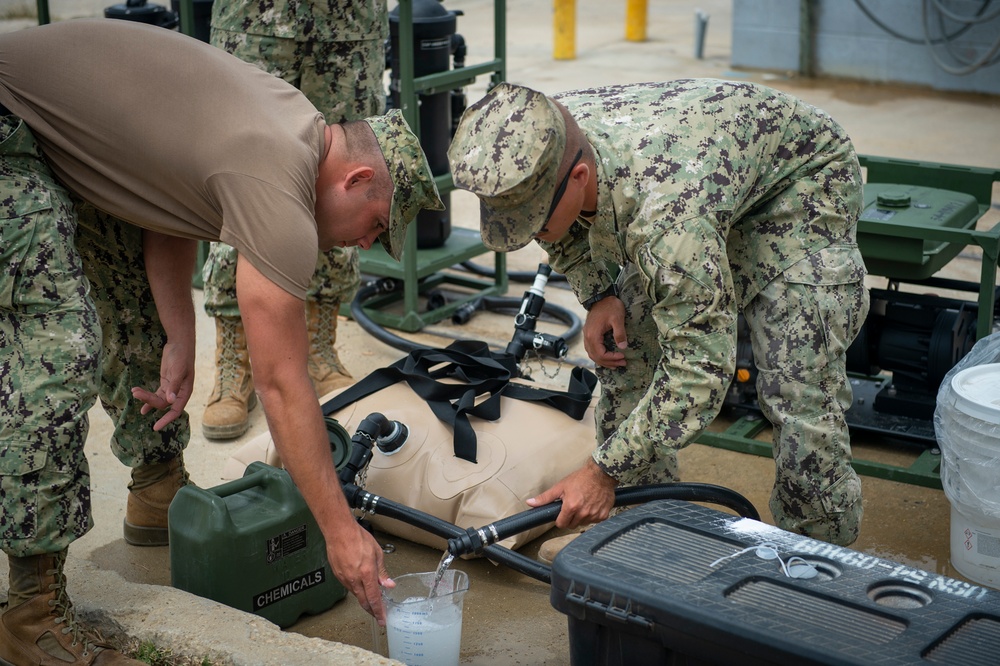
134, 230, 197, 431
326, 521, 396, 625
131, 338, 195, 431
583, 295, 627, 369
526, 459, 618, 529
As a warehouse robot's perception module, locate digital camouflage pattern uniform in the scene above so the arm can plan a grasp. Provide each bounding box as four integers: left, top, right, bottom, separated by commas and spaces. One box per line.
451, 80, 869, 546
204, 0, 388, 316
0, 116, 188, 556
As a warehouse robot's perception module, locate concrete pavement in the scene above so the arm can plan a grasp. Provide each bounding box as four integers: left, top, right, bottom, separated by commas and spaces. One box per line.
2, 0, 999, 664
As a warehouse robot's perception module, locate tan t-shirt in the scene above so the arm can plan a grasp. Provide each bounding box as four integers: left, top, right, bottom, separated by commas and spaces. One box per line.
0, 19, 326, 298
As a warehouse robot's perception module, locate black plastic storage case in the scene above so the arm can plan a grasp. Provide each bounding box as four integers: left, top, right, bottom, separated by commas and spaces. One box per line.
550, 500, 1000, 665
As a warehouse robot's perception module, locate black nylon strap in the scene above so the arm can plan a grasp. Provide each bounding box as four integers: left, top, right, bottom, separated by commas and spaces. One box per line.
322, 340, 597, 463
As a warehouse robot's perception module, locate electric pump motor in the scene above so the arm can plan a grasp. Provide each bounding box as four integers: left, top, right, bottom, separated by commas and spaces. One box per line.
726, 287, 981, 425
845, 288, 978, 419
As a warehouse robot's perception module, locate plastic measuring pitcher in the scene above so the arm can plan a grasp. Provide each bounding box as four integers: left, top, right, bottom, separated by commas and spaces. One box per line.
383, 569, 469, 666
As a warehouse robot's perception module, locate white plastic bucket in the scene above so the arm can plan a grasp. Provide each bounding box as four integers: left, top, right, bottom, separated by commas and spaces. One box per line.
950, 505, 1000, 588
939, 363, 1000, 588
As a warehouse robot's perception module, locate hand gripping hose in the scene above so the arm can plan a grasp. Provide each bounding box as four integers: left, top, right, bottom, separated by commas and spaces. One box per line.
444, 483, 761, 560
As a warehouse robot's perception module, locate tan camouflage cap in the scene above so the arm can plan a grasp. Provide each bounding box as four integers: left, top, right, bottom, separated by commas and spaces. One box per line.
365, 109, 445, 261
448, 82, 566, 252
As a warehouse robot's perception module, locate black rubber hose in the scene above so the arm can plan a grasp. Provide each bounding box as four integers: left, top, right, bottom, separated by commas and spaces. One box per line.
343, 483, 555, 582
351, 279, 427, 355
459, 260, 568, 284
345, 483, 464, 541
477, 295, 582, 343
351, 279, 582, 354
480, 544, 553, 582
344, 478, 759, 585
446, 483, 759, 558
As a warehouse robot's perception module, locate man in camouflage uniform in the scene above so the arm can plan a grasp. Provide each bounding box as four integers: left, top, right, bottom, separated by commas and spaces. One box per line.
202, 0, 388, 440
448, 81, 869, 549
0, 19, 441, 664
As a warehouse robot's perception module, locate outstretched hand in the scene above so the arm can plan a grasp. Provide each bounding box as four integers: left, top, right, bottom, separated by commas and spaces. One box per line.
527, 459, 617, 529
326, 520, 395, 625
130, 339, 194, 431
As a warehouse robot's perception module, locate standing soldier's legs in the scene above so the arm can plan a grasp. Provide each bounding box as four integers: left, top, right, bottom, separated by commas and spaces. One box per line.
74, 203, 190, 547
304, 247, 359, 398
0, 116, 142, 665
300, 38, 385, 397
199, 32, 301, 438
746, 247, 868, 546
0, 118, 99, 559
201, 241, 257, 439
200, 32, 384, 435
305, 38, 386, 122
744, 160, 868, 546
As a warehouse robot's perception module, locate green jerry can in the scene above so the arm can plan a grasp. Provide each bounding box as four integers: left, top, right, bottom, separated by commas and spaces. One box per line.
168, 461, 348, 628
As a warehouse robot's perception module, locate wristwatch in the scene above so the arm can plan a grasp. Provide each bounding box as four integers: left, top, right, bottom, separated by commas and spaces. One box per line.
582, 283, 620, 311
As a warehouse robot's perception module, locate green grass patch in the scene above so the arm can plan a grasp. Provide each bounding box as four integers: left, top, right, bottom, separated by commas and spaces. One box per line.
123, 638, 219, 666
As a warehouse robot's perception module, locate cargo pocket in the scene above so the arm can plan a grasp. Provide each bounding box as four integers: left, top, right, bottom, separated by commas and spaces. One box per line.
782, 244, 866, 287
0, 443, 48, 541
0, 185, 54, 307
782, 244, 868, 363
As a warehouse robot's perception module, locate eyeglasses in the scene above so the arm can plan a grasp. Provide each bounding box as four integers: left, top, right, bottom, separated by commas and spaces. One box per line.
536, 148, 584, 238
709, 541, 818, 579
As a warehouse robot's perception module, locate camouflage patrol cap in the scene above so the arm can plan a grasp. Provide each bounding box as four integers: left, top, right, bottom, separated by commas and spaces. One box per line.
448, 82, 566, 252
365, 109, 445, 261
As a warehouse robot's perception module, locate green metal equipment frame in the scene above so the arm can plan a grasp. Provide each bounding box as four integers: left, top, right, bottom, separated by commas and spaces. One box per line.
858, 155, 1000, 341
356, 0, 509, 332
696, 155, 1000, 490
697, 414, 947, 489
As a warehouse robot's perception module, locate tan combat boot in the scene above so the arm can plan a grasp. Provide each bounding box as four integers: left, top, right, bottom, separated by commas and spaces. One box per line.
202, 316, 257, 440
0, 551, 144, 665
123, 456, 189, 546
306, 300, 354, 398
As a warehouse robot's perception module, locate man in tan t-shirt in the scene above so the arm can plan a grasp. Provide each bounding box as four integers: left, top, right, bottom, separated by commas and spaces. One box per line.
0, 18, 441, 664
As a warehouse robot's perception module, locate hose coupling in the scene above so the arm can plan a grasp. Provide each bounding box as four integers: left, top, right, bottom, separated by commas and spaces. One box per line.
451, 298, 484, 325
447, 523, 501, 556
357, 491, 379, 515
371, 277, 398, 295
376, 420, 409, 455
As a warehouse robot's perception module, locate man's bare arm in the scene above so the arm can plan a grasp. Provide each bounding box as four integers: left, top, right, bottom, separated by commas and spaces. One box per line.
234, 254, 394, 624
131, 231, 197, 430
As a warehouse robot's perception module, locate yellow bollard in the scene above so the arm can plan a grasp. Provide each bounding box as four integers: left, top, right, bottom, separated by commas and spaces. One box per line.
626, 0, 648, 42
554, 0, 576, 60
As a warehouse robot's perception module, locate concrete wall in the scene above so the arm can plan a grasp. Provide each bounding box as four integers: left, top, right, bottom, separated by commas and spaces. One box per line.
731, 0, 1000, 95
